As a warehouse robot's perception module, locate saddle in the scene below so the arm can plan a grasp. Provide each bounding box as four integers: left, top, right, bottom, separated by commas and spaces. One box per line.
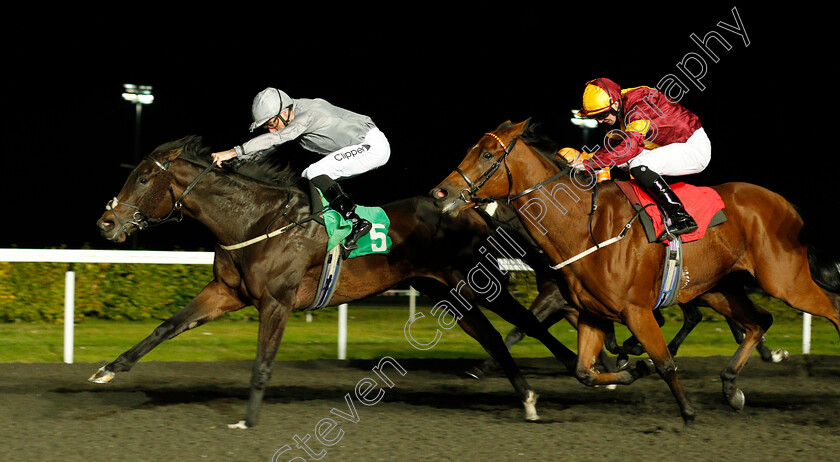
614, 180, 727, 244
304, 180, 392, 310
614, 180, 726, 309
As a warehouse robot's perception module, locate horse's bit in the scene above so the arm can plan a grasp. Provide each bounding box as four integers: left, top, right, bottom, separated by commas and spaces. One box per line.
105, 156, 214, 234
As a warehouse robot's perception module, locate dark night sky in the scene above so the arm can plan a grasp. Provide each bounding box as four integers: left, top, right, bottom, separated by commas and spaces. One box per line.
2, 5, 835, 252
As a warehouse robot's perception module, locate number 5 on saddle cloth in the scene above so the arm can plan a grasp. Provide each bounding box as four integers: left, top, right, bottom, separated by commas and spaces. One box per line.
307, 181, 392, 310
316, 189, 391, 258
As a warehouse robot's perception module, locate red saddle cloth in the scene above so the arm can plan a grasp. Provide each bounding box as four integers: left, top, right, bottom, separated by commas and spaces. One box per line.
615, 180, 725, 243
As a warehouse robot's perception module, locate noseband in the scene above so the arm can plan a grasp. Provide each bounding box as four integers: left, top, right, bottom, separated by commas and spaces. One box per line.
105, 156, 214, 234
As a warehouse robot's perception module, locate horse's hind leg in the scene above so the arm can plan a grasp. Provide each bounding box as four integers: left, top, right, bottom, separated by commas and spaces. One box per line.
457, 304, 542, 421
667, 302, 704, 357
415, 279, 541, 421
697, 288, 772, 411
478, 286, 578, 372
467, 281, 577, 378
757, 258, 840, 336
726, 317, 789, 363
89, 280, 245, 383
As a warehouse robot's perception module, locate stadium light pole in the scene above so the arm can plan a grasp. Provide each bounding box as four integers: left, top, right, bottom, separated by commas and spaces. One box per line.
122, 84, 154, 249
122, 84, 154, 167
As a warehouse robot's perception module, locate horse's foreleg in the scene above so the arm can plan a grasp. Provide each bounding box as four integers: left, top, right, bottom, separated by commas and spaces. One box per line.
466, 327, 525, 379
234, 295, 292, 429
616, 308, 664, 356
610, 302, 701, 369
89, 280, 245, 383
621, 307, 696, 425
574, 311, 648, 387
610, 308, 666, 370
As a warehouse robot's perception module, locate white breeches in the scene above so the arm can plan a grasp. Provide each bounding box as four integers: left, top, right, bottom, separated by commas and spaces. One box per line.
625, 127, 711, 176
302, 127, 391, 180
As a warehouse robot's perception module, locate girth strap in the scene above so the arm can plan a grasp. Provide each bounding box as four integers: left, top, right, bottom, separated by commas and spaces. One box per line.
550, 204, 652, 270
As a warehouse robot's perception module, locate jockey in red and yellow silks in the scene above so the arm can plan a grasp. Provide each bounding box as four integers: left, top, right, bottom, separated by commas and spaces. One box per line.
561, 78, 712, 236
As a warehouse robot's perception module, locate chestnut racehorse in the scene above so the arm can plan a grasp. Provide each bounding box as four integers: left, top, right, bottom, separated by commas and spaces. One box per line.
466, 202, 790, 379
431, 120, 840, 424
468, 202, 790, 379
92, 135, 579, 427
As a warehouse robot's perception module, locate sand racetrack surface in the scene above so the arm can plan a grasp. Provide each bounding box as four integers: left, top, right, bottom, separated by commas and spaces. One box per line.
1, 355, 838, 461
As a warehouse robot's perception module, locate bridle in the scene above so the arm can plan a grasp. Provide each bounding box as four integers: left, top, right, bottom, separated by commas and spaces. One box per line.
451, 131, 656, 270
105, 155, 215, 235
453, 132, 566, 205
454, 133, 516, 204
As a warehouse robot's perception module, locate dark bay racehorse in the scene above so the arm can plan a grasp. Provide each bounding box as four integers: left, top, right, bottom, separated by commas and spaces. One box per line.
92, 135, 578, 427
431, 120, 840, 424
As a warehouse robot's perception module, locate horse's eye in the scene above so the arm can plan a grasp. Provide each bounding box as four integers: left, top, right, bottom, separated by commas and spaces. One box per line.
482, 152, 494, 160
139, 178, 148, 184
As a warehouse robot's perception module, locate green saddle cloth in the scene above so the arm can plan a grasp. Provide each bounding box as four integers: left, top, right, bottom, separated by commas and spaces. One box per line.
318, 191, 392, 258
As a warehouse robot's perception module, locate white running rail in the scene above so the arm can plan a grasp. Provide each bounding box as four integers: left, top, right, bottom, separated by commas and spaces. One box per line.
1, 248, 811, 363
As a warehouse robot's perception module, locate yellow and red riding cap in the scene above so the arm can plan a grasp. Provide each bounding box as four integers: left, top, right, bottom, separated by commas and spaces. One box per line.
577, 78, 622, 118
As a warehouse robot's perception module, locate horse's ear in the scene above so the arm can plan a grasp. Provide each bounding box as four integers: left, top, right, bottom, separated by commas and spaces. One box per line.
163, 148, 183, 162
512, 118, 531, 134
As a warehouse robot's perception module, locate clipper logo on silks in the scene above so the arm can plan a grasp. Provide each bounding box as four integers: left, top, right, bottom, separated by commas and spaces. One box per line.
333, 145, 370, 161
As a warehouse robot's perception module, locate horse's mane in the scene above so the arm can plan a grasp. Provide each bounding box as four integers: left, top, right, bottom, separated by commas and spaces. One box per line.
151, 135, 300, 187
494, 120, 573, 171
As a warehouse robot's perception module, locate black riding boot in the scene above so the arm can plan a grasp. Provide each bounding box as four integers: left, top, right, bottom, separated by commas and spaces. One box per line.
311, 175, 372, 251
630, 165, 698, 237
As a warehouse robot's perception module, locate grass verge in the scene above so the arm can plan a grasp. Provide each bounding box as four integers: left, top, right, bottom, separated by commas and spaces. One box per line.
0, 304, 837, 363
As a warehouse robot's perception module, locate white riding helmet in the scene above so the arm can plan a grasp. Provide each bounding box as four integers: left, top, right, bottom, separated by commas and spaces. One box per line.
249, 87, 294, 132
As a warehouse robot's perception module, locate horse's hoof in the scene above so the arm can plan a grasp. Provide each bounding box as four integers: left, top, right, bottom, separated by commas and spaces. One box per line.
523, 390, 540, 422
227, 420, 249, 429
727, 388, 745, 411
616, 354, 629, 370
88, 366, 115, 384
634, 358, 655, 377
464, 367, 485, 380
770, 349, 790, 363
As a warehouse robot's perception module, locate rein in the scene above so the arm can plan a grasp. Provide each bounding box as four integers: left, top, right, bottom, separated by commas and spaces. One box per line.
550, 204, 653, 270
451, 131, 651, 270
108, 155, 325, 250
218, 207, 326, 251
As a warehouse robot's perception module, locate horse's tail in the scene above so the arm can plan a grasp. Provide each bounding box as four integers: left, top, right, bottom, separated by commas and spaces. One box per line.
796, 201, 840, 293
808, 245, 840, 293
